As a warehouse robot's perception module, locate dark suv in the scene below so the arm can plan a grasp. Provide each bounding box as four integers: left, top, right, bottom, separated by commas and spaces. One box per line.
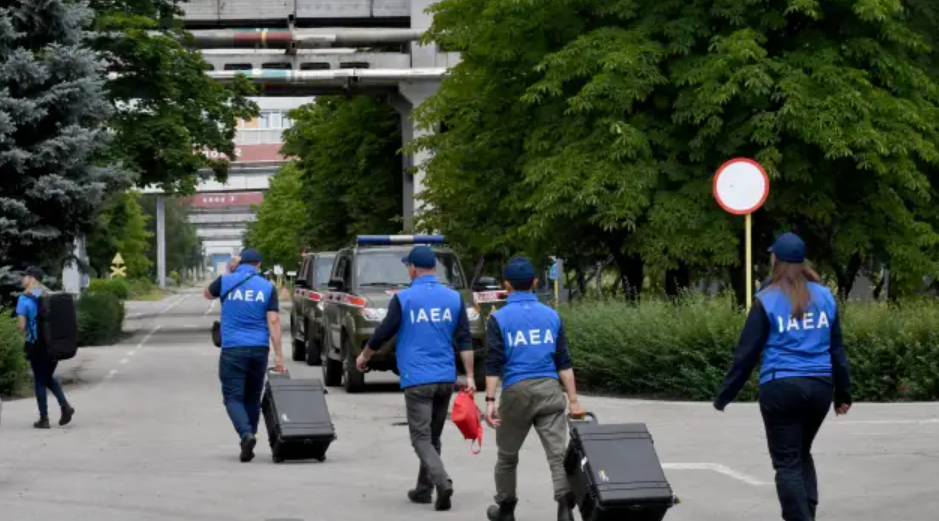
290, 251, 336, 366
320, 236, 486, 393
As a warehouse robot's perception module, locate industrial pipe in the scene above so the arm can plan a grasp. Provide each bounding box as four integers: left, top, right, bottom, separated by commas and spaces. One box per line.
186, 28, 425, 49
205, 67, 447, 84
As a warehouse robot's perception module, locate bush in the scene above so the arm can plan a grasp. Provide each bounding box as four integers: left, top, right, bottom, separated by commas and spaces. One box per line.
0, 310, 27, 397
126, 278, 155, 299
86, 278, 130, 300
77, 292, 125, 346
561, 295, 939, 402
561, 294, 750, 401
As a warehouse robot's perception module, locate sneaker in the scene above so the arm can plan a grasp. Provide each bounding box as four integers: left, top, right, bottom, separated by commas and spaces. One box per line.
434, 481, 454, 511
59, 405, 75, 426
33, 417, 50, 429
407, 489, 433, 504
239, 436, 257, 462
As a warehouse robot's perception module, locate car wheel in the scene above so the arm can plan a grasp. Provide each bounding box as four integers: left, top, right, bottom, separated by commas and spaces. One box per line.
291, 336, 306, 362
322, 331, 342, 387
305, 321, 322, 366
343, 336, 365, 394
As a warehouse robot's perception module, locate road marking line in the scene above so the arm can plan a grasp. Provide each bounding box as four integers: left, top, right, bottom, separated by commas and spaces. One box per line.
106, 370, 118, 379
128, 350, 137, 357
137, 325, 161, 349
663, 463, 769, 486
119, 358, 129, 365
837, 418, 939, 425
160, 293, 189, 315
204, 299, 216, 317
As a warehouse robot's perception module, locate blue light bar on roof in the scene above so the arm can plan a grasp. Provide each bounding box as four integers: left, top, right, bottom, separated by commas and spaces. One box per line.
357, 235, 446, 245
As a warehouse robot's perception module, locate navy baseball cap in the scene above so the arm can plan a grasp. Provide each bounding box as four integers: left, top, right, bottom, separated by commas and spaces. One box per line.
24, 266, 44, 282
402, 246, 437, 269
769, 233, 806, 263
239, 248, 263, 264
504, 257, 536, 285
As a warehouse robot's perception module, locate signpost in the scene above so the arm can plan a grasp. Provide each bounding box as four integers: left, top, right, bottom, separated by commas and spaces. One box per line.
713, 158, 770, 309
110, 252, 127, 279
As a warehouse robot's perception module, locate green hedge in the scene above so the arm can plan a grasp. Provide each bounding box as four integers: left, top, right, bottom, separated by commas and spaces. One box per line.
86, 278, 130, 300
127, 278, 156, 299
0, 311, 27, 396
77, 291, 125, 346
561, 295, 939, 402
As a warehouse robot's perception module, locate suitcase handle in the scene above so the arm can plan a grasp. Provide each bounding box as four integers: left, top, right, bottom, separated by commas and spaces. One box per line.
569, 411, 597, 423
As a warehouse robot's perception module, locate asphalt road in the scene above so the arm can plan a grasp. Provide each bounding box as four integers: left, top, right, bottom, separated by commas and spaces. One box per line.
1, 288, 937, 521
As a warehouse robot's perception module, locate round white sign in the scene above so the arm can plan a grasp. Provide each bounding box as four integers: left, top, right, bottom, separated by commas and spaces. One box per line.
713, 158, 769, 215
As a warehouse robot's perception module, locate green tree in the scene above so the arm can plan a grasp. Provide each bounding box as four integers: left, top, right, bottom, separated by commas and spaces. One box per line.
0, 0, 130, 295
91, 0, 258, 193
244, 164, 312, 269
87, 191, 153, 278
419, 0, 939, 300
279, 96, 402, 251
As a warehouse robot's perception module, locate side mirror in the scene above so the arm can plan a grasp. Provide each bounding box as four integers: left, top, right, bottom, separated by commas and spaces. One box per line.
328, 278, 345, 292
473, 276, 501, 292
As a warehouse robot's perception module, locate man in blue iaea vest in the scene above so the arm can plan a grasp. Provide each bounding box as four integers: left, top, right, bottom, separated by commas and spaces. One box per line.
715, 233, 852, 521
356, 245, 474, 512
484, 257, 585, 521
205, 249, 286, 462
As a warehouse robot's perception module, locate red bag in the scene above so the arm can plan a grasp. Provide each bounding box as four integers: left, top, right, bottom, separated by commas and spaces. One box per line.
451, 389, 483, 454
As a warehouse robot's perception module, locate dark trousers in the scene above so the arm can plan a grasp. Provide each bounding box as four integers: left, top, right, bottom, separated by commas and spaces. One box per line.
760, 377, 833, 521
404, 383, 454, 493
29, 356, 68, 418
219, 346, 269, 439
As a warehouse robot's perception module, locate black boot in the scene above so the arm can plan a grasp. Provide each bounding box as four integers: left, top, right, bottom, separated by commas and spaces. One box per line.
33, 416, 50, 429
239, 436, 257, 462
557, 492, 575, 521
487, 498, 517, 521
434, 480, 454, 511
59, 404, 75, 426
407, 489, 432, 504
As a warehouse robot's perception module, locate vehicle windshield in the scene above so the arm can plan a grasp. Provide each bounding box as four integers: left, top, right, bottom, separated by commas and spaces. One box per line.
357, 251, 465, 289
314, 257, 334, 287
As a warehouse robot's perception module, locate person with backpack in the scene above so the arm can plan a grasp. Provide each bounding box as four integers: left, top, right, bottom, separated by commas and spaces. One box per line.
484, 257, 586, 521
714, 233, 852, 521
16, 267, 75, 429
204, 249, 286, 462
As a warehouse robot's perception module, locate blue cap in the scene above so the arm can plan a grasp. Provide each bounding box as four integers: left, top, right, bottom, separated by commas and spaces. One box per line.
402, 246, 437, 269
504, 257, 536, 285
769, 233, 806, 263
239, 248, 263, 264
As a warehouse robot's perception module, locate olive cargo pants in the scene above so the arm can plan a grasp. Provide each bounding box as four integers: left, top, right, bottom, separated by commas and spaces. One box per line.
494, 377, 570, 502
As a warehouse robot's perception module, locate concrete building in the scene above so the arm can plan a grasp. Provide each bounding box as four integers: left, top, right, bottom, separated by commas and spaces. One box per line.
144, 0, 452, 286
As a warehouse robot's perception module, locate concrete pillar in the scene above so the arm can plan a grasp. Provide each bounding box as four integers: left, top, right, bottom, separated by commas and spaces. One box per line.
61, 237, 85, 295
395, 81, 441, 231
156, 196, 166, 289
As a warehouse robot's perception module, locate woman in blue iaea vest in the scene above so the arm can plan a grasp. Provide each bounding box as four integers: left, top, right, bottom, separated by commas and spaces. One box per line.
715, 232, 852, 521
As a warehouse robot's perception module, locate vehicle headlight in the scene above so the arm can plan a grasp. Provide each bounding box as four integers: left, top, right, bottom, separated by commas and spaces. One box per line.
466, 307, 480, 322
361, 307, 388, 321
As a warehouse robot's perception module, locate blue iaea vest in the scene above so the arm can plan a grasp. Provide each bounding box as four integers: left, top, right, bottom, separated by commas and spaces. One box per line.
220, 265, 275, 349
757, 282, 837, 384
395, 275, 463, 389
492, 292, 562, 389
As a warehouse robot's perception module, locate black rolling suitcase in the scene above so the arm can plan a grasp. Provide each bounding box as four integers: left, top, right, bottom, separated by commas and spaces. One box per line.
261, 370, 336, 463
565, 414, 678, 521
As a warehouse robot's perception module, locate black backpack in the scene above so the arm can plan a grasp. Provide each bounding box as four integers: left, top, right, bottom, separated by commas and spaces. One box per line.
27, 292, 79, 361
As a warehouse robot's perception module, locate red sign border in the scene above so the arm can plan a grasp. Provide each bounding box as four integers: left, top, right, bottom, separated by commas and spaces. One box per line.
713, 158, 770, 215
